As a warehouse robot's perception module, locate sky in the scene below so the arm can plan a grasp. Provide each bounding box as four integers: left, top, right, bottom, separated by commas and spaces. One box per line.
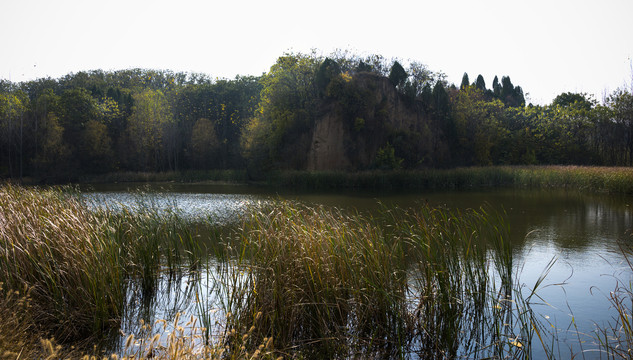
1, 0, 632, 105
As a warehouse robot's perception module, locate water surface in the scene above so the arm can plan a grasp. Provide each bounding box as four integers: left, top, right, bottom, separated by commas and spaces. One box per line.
84, 183, 633, 358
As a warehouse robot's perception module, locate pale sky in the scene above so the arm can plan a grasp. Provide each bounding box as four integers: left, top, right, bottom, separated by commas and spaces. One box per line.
1, 0, 632, 104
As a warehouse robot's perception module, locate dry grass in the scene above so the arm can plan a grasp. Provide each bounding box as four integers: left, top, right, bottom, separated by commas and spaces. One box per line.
0, 184, 124, 341
0, 283, 38, 359
218, 201, 531, 358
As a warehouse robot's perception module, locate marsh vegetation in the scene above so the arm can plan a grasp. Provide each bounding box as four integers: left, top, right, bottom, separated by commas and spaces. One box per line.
1, 180, 632, 359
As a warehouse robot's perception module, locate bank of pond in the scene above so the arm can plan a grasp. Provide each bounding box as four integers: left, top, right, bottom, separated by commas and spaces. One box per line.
74, 165, 633, 195
1, 180, 632, 359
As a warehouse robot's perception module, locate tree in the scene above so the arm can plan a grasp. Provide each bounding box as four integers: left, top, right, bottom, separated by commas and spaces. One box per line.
0, 90, 29, 178
606, 90, 633, 164
492, 76, 501, 98
31, 112, 71, 179
501, 76, 514, 100
432, 81, 450, 118
451, 86, 506, 165
552, 92, 594, 110
190, 118, 220, 169
430, 81, 455, 165
315, 58, 341, 96
460, 72, 470, 90
126, 89, 173, 171
374, 142, 403, 170
356, 60, 373, 73
80, 119, 114, 173
245, 53, 320, 169
406, 61, 435, 98
494, 76, 525, 107
58, 88, 100, 168
388, 61, 407, 89
475, 75, 486, 91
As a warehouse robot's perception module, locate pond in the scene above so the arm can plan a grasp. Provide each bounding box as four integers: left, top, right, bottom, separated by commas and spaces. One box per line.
83, 183, 633, 359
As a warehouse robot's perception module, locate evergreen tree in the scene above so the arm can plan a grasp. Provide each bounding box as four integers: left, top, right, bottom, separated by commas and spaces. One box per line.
356, 60, 373, 73
514, 86, 526, 107
460, 72, 470, 89
475, 75, 486, 91
315, 58, 341, 97
388, 61, 408, 89
501, 76, 514, 100
492, 76, 501, 98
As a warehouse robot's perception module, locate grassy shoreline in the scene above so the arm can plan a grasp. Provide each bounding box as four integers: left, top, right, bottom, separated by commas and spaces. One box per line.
11, 165, 633, 195
267, 166, 633, 194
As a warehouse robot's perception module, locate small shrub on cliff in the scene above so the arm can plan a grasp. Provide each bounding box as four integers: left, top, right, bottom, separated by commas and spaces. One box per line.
374, 142, 403, 170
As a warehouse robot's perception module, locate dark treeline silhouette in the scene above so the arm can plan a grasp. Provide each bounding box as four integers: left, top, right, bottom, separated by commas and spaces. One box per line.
1, 51, 632, 182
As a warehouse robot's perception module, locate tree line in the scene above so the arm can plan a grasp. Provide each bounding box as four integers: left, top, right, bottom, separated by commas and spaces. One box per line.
1, 51, 632, 182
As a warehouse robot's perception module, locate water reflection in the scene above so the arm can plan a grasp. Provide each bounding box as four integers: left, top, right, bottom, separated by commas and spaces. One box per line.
82, 185, 633, 358
83, 190, 268, 224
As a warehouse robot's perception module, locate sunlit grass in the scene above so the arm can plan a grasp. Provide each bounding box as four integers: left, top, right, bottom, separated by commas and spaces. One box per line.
0, 184, 125, 341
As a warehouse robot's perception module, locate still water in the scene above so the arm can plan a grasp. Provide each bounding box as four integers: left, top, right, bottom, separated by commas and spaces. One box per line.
84, 183, 633, 358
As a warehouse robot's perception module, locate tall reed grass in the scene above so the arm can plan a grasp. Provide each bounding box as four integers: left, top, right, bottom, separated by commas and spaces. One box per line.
5, 184, 632, 358
0, 184, 125, 341
0, 184, 203, 347
270, 166, 633, 194
217, 201, 536, 358
0, 283, 38, 359
595, 242, 633, 359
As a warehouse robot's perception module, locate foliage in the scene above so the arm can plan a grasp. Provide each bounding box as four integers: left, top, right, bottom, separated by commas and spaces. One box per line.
388, 61, 408, 89
190, 117, 220, 169
460, 72, 470, 89
552, 92, 595, 110
1, 50, 633, 181
315, 58, 341, 96
374, 142, 403, 170
243, 53, 320, 170
126, 89, 173, 171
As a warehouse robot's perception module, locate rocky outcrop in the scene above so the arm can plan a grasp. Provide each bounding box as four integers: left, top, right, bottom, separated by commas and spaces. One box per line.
307, 72, 426, 171
307, 111, 351, 170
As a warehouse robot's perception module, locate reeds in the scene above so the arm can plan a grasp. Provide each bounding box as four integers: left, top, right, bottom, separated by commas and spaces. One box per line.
0, 184, 125, 341
0, 283, 37, 359
0, 184, 204, 346
269, 166, 633, 194
217, 200, 534, 358
6, 184, 631, 358
595, 242, 633, 358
